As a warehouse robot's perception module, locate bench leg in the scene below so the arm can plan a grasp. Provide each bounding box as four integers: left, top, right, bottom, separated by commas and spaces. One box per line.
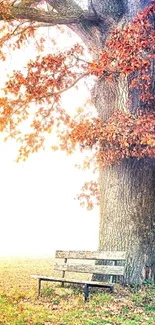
38, 279, 41, 296
84, 284, 89, 302
110, 286, 114, 293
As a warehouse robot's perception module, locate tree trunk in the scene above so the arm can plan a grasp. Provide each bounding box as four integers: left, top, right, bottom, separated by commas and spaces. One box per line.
99, 158, 155, 284
94, 73, 155, 283
91, 0, 155, 284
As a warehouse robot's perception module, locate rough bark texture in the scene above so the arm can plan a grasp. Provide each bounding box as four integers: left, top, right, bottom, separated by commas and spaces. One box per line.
99, 158, 155, 284
0, 2, 96, 25
92, 0, 155, 285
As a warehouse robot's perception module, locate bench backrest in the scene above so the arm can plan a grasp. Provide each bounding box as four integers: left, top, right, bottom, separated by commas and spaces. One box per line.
54, 250, 126, 280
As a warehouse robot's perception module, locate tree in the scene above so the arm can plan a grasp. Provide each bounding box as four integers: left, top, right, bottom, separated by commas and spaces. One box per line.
0, 0, 155, 284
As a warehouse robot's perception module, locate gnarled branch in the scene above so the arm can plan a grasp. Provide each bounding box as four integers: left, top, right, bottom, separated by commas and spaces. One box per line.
0, 2, 96, 25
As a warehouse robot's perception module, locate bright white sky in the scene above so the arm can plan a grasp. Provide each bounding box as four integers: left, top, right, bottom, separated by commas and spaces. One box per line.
0, 22, 99, 257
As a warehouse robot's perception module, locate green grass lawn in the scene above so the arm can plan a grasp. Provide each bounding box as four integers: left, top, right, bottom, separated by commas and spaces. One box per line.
0, 257, 155, 325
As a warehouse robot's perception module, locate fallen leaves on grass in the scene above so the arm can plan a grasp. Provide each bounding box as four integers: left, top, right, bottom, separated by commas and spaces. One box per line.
0, 258, 155, 325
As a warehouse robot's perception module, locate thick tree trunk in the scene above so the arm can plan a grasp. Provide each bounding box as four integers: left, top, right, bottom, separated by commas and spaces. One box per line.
99, 158, 155, 284
90, 0, 155, 285
94, 74, 155, 283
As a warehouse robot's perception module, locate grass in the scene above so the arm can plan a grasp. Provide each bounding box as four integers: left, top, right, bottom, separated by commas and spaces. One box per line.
0, 257, 155, 325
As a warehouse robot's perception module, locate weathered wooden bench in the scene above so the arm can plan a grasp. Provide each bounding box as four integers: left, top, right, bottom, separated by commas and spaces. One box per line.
31, 250, 126, 301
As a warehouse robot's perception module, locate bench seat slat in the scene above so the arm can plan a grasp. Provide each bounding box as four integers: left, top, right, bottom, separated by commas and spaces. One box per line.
31, 275, 114, 287
56, 250, 126, 260
54, 263, 124, 276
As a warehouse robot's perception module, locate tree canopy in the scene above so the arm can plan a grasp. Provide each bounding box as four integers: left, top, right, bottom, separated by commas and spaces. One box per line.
0, 0, 155, 208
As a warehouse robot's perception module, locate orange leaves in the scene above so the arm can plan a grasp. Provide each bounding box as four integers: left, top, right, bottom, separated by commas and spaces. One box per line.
89, 3, 155, 109
59, 111, 155, 169
0, 1, 154, 170
77, 181, 99, 210
0, 1, 11, 20
51, 145, 58, 151
5, 45, 87, 104
17, 132, 44, 162
0, 43, 88, 159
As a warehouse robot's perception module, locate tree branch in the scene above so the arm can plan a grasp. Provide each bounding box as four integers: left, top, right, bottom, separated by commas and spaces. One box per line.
46, 0, 102, 49
0, 2, 96, 25
46, 0, 84, 15
0, 0, 114, 51
46, 0, 115, 50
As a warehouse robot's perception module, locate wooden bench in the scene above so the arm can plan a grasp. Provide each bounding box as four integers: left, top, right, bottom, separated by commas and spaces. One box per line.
31, 250, 126, 301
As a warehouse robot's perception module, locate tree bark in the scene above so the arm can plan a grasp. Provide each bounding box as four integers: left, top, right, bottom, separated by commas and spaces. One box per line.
93, 72, 155, 284
99, 158, 155, 284
0, 3, 96, 25
93, 0, 155, 284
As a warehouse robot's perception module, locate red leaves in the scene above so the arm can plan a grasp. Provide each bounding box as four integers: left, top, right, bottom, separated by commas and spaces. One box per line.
0, 2, 154, 207
5, 45, 87, 103
0, 43, 88, 160
89, 3, 155, 109
0, 1, 154, 170
59, 111, 155, 168
77, 181, 99, 210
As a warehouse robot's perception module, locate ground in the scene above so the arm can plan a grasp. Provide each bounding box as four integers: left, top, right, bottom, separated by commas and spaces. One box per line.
0, 257, 155, 325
